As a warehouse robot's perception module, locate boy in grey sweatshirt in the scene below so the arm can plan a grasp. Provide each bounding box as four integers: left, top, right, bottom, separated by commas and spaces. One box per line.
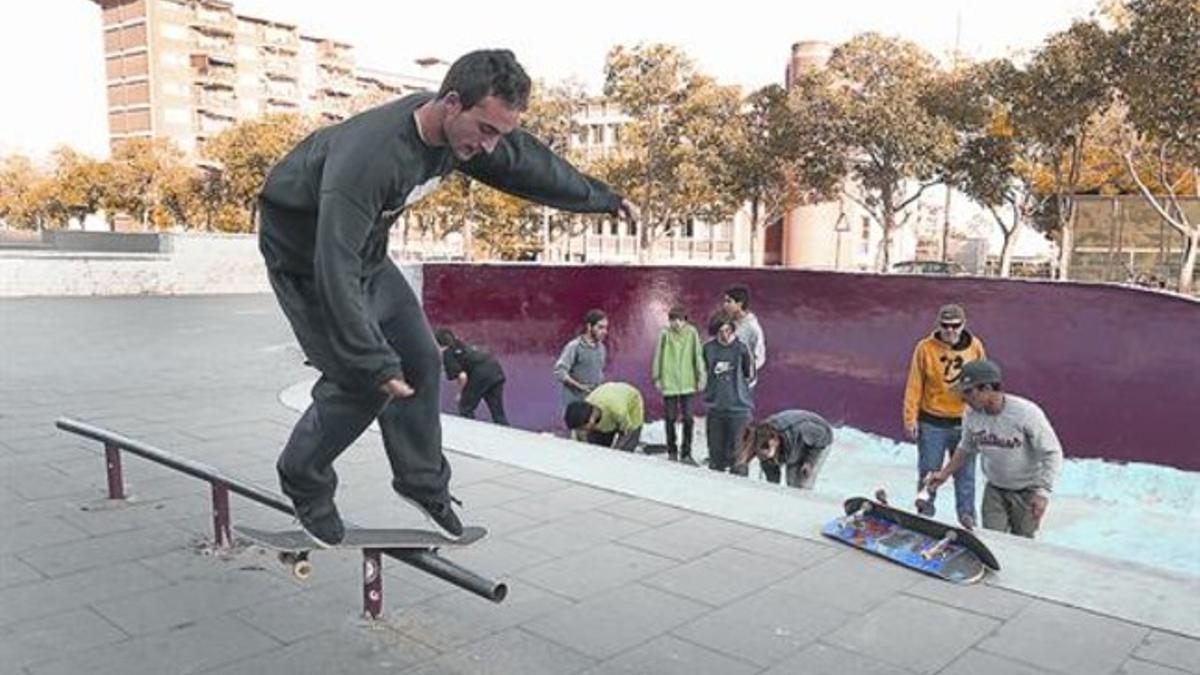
927, 360, 1063, 537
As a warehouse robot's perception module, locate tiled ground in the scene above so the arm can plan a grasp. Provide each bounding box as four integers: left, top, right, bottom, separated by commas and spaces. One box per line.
1, 295, 1197, 675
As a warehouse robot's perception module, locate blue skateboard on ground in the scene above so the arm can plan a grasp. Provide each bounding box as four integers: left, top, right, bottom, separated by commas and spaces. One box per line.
822, 490, 999, 584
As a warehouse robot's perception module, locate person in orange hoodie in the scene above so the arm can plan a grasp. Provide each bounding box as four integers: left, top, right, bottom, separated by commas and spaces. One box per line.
903, 304, 986, 528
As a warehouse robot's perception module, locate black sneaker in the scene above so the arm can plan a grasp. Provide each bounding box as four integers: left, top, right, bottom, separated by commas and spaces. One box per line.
295, 502, 344, 548
399, 493, 464, 540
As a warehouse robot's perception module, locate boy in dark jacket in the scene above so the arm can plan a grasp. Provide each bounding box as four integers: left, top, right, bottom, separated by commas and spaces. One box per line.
702, 311, 755, 473
434, 329, 507, 425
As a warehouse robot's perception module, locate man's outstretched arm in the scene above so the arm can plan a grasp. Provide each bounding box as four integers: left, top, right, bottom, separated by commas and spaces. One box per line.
460, 129, 638, 221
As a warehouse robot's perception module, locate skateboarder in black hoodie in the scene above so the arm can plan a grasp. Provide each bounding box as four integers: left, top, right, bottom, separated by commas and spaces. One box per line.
258, 49, 638, 546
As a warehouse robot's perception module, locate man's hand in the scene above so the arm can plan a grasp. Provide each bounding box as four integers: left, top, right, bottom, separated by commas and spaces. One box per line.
1030, 492, 1050, 523
904, 422, 919, 441
925, 470, 948, 491
617, 198, 640, 224
380, 377, 415, 399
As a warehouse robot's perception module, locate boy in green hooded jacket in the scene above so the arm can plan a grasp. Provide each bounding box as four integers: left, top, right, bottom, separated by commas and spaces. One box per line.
651, 306, 706, 464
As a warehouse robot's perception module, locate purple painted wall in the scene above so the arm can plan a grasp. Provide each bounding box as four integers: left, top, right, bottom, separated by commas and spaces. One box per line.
423, 264, 1200, 471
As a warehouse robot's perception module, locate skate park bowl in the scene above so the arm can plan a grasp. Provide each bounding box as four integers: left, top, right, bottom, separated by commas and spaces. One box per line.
415, 264, 1200, 578
421, 263, 1200, 472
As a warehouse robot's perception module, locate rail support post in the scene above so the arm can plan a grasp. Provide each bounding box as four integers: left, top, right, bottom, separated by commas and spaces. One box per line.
363, 549, 384, 619
211, 483, 232, 549
104, 442, 125, 500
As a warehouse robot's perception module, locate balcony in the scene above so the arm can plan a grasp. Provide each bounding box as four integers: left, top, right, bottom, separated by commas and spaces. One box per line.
193, 32, 235, 61
193, 90, 236, 116
262, 55, 296, 73
319, 75, 356, 96
316, 95, 352, 117
192, 62, 236, 87
196, 109, 236, 134
263, 28, 299, 50
317, 42, 353, 66
264, 83, 300, 106
191, 9, 235, 36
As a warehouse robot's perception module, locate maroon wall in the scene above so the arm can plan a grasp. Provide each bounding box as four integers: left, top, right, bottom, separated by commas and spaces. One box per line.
423, 264, 1200, 471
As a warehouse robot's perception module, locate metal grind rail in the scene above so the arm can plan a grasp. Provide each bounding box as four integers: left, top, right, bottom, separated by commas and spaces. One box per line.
55, 417, 507, 618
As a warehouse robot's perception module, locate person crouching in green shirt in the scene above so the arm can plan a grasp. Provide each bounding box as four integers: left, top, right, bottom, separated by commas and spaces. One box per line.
564, 381, 644, 452
651, 305, 705, 464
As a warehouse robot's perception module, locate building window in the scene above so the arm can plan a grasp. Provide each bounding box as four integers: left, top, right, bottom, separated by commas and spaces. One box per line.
593, 220, 604, 236
591, 124, 604, 145
683, 218, 695, 238
861, 216, 871, 254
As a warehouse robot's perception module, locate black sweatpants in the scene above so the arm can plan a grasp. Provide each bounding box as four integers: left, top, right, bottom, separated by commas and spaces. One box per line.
706, 412, 751, 472
459, 379, 509, 425
263, 209, 450, 517
663, 394, 695, 457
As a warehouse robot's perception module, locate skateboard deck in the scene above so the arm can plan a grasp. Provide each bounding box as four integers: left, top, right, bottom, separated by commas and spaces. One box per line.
236, 525, 487, 579
821, 495, 999, 584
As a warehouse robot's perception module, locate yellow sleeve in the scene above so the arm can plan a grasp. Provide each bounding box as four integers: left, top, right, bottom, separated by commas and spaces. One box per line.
974, 337, 987, 361
903, 342, 925, 428
651, 331, 664, 383
628, 390, 644, 429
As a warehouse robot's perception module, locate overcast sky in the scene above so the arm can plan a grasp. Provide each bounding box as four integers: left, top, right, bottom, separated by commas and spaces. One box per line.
1, 0, 1096, 159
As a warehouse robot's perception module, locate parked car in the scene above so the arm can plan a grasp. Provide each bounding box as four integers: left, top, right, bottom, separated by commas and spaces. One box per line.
891, 260, 966, 275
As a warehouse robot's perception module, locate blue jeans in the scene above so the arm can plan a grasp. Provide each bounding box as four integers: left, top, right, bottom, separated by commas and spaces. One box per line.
917, 421, 976, 522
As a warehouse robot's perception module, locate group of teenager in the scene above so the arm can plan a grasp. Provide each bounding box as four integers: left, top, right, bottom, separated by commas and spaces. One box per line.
553, 285, 835, 491
437, 295, 1065, 540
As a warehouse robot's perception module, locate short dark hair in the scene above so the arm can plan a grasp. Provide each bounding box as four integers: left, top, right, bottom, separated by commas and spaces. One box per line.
433, 328, 458, 348
438, 49, 531, 111
584, 309, 607, 329
668, 305, 687, 321
723, 285, 750, 310
708, 310, 735, 337
564, 401, 595, 429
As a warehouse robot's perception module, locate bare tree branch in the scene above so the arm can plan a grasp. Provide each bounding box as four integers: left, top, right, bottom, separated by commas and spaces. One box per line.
1122, 150, 1190, 236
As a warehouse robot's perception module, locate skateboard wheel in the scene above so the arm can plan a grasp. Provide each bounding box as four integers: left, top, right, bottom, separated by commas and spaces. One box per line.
292, 560, 313, 580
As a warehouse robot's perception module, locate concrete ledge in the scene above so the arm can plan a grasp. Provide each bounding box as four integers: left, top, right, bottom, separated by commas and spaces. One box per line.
0, 234, 269, 297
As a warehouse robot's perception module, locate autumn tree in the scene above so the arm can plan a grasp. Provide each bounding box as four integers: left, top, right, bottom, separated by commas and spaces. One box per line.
789, 33, 958, 271
49, 146, 115, 229
0, 154, 56, 230
1014, 20, 1116, 279
724, 84, 843, 266
106, 138, 190, 229
600, 43, 744, 260
200, 112, 315, 231
1114, 0, 1200, 292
